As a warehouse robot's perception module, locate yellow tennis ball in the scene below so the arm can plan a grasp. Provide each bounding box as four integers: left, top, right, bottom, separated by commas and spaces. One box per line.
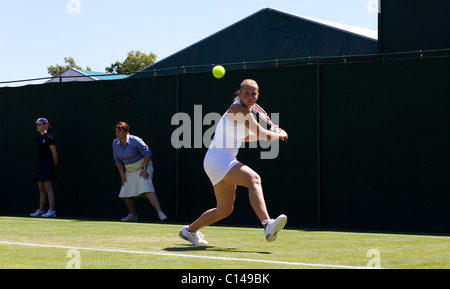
212, 65, 225, 79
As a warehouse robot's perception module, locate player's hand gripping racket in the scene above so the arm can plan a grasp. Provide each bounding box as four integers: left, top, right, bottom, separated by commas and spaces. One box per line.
251, 103, 288, 142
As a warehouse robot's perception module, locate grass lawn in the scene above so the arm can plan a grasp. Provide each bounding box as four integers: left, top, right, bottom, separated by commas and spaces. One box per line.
0, 216, 448, 269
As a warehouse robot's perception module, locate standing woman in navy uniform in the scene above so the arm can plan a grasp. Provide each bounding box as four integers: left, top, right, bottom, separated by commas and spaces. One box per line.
30, 118, 58, 218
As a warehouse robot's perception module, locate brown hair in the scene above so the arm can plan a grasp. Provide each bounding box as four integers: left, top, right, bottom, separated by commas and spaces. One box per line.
115, 121, 129, 133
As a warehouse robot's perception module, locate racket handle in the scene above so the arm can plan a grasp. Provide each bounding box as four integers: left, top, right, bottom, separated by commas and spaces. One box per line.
276, 127, 287, 142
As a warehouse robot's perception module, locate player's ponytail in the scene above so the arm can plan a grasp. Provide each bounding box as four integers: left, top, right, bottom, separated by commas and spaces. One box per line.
233, 91, 240, 102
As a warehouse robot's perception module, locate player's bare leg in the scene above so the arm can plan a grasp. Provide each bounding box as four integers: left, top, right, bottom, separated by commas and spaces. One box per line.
221, 163, 287, 242
188, 180, 236, 232
188, 163, 270, 233
222, 163, 270, 223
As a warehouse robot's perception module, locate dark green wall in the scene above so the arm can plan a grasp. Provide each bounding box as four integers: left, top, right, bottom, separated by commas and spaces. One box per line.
1, 57, 449, 233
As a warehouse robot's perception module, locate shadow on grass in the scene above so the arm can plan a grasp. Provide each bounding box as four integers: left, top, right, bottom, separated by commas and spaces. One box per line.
164, 244, 272, 255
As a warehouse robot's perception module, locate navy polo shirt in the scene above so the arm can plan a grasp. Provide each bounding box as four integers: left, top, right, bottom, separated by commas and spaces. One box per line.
36, 133, 56, 160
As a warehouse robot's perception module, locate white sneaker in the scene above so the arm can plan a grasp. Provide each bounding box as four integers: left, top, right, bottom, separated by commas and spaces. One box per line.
179, 226, 208, 246
264, 214, 287, 242
158, 211, 168, 221
41, 210, 56, 218
30, 209, 45, 217
121, 214, 138, 222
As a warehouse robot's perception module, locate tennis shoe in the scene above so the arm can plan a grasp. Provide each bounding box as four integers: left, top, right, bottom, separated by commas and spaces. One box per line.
264, 214, 287, 242
30, 209, 45, 217
41, 210, 56, 218
179, 226, 208, 246
158, 211, 168, 221
121, 214, 138, 222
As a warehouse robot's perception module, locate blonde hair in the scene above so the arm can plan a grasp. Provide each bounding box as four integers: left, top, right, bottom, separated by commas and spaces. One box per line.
234, 79, 259, 101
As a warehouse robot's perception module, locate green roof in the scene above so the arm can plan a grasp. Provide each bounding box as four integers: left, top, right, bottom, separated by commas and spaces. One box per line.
78, 69, 127, 81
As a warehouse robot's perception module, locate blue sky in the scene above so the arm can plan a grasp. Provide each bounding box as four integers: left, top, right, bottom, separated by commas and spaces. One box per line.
0, 0, 377, 85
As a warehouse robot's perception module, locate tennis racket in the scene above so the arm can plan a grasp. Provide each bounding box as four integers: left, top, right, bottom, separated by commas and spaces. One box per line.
251, 103, 288, 142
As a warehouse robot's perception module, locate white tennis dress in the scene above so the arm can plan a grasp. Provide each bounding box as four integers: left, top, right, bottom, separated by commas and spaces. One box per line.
204, 100, 249, 186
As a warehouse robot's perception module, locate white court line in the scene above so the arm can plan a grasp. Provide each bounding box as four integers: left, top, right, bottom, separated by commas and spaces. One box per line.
0, 240, 370, 269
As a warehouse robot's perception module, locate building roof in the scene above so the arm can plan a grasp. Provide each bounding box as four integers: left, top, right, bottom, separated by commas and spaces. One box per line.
46, 68, 127, 83
130, 8, 378, 77
77, 69, 127, 81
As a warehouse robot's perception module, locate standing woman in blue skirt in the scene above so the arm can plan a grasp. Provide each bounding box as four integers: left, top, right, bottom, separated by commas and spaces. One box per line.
30, 118, 58, 218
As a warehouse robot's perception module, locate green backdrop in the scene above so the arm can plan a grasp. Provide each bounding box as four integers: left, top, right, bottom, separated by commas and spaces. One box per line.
1, 56, 449, 233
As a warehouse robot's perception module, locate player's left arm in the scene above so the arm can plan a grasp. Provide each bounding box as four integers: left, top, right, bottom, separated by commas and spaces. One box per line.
244, 130, 258, 142
229, 104, 279, 141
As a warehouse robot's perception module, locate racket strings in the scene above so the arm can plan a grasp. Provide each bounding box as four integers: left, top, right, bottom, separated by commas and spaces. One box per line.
251, 104, 288, 142
251, 104, 274, 127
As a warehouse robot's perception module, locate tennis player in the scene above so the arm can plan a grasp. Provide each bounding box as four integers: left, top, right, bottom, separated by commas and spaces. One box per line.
179, 79, 288, 245
113, 122, 167, 222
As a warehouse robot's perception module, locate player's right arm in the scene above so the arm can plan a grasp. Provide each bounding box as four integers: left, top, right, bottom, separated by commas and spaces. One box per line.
227, 103, 286, 141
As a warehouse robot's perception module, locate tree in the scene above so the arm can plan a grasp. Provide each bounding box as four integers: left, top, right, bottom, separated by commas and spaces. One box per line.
47, 57, 91, 77
105, 50, 157, 74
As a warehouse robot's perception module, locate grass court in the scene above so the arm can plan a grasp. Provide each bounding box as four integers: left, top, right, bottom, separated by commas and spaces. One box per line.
0, 217, 448, 269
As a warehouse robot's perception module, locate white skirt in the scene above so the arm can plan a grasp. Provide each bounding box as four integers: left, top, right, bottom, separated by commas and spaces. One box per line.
119, 159, 155, 199
203, 149, 241, 186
